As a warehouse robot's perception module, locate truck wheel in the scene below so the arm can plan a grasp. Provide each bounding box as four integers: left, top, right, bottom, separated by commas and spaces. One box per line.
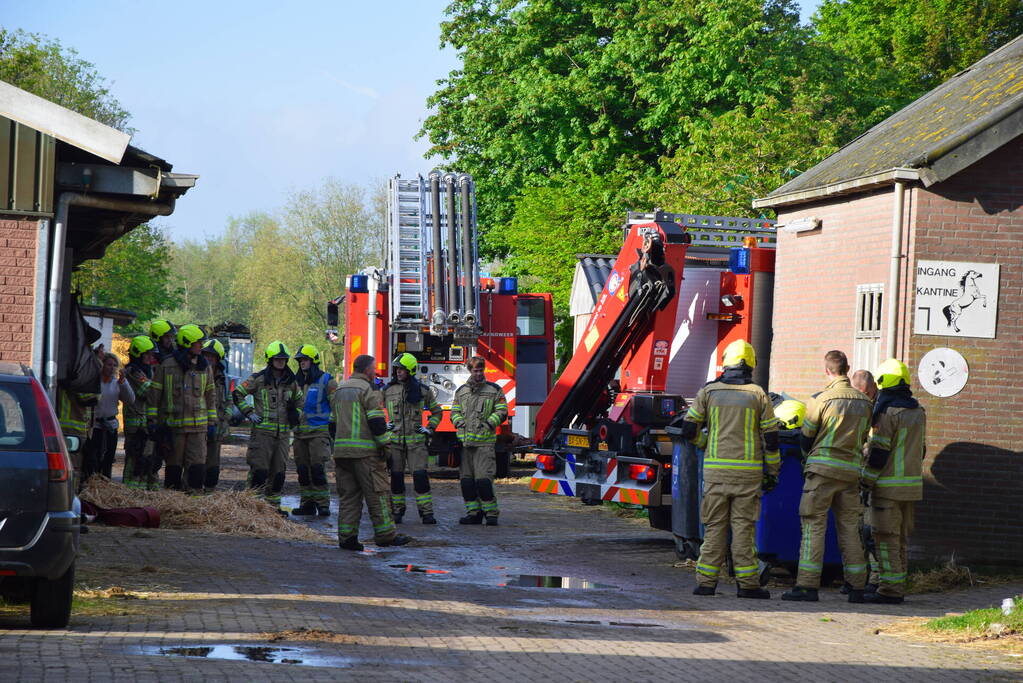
674, 536, 700, 561
647, 505, 672, 531
30, 561, 74, 629
496, 450, 510, 479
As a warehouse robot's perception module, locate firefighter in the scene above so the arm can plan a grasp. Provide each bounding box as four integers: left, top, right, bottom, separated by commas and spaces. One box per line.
680, 340, 779, 599
147, 319, 177, 486
123, 335, 157, 489
851, 370, 878, 402
147, 324, 217, 492
201, 339, 230, 493
57, 386, 99, 483
292, 344, 336, 516
452, 355, 508, 526
149, 319, 177, 361
861, 359, 925, 604
782, 350, 873, 603
333, 354, 411, 550
233, 341, 302, 512
383, 352, 442, 524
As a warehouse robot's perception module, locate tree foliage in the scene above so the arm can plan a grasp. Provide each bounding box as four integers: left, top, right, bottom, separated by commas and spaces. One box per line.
72, 224, 180, 328
0, 28, 132, 131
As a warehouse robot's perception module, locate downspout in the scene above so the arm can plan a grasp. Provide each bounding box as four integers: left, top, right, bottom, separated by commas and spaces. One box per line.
885, 181, 906, 360
46, 192, 176, 399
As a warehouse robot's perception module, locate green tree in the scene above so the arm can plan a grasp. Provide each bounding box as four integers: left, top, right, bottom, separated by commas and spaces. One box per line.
0, 28, 132, 131
72, 223, 180, 328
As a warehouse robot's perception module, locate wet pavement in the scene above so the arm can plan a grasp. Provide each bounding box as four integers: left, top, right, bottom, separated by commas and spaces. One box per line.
1, 444, 1021, 681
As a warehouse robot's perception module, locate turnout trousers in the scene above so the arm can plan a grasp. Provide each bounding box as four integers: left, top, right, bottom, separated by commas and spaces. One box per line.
122, 429, 155, 489
386, 443, 433, 517
293, 434, 331, 508
459, 444, 497, 518
868, 498, 915, 598
334, 455, 395, 545
169, 431, 207, 493
247, 429, 289, 507
795, 472, 867, 589
695, 480, 762, 590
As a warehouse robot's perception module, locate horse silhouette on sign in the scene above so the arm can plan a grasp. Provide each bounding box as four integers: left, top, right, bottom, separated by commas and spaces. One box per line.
941, 270, 986, 333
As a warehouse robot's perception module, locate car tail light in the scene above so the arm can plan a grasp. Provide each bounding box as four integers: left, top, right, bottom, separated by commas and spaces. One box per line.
30, 379, 73, 508
628, 464, 657, 482
536, 454, 557, 472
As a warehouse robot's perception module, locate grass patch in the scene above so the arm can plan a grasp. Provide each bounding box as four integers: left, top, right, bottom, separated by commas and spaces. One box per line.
603, 501, 649, 519
0, 585, 152, 619
926, 597, 1023, 636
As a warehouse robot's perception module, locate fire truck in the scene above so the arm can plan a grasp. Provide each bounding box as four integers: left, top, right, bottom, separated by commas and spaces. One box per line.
529, 210, 776, 530
327, 172, 555, 474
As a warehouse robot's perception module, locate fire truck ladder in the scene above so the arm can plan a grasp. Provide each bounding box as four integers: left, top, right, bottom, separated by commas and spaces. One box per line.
388, 175, 431, 321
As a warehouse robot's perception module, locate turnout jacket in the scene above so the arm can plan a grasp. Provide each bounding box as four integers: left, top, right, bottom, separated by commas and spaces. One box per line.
232, 367, 303, 436
451, 379, 508, 446
123, 360, 154, 434
295, 366, 337, 439
147, 351, 217, 433
331, 375, 387, 457
57, 388, 98, 439
863, 404, 926, 501
683, 380, 780, 484
801, 376, 872, 482
383, 380, 441, 446
210, 362, 230, 438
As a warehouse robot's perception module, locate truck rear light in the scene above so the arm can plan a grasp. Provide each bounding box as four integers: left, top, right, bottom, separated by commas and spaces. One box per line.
598, 425, 608, 441
536, 454, 557, 472
628, 464, 657, 481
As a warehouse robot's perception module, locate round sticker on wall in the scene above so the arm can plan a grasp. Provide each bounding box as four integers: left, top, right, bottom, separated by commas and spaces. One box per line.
918, 347, 969, 398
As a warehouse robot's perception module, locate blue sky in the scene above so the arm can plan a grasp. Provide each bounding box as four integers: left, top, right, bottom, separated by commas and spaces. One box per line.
3, 0, 822, 242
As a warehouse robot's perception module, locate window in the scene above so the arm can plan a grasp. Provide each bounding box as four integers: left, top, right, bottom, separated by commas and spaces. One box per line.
517, 298, 546, 336
0, 384, 40, 451
853, 284, 883, 374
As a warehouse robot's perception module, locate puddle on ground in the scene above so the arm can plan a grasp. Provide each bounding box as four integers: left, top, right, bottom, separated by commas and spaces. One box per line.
139, 645, 350, 667
502, 574, 618, 590
389, 563, 451, 575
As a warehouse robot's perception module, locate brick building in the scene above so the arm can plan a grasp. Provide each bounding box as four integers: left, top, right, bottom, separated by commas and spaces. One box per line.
0, 80, 196, 394
754, 35, 1023, 564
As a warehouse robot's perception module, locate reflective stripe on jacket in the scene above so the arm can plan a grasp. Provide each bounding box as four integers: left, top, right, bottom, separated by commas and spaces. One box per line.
57, 389, 96, 438
123, 362, 153, 433
451, 380, 507, 446
232, 368, 303, 435
147, 353, 217, 433
802, 376, 872, 482
332, 376, 386, 456
864, 405, 926, 500
684, 381, 780, 484
383, 380, 441, 445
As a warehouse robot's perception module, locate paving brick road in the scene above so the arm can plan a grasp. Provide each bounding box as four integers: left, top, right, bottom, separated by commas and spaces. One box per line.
1, 446, 1020, 681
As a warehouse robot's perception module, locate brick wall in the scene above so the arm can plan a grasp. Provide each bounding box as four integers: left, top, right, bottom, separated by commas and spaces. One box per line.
908, 135, 1023, 565
0, 218, 39, 365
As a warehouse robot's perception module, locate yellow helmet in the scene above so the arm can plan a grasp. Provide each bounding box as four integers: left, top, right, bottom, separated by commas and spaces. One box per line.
149, 319, 176, 340
875, 358, 910, 390
722, 339, 756, 369
774, 399, 806, 431
202, 338, 225, 360
294, 344, 321, 365
265, 340, 290, 362
393, 352, 417, 376
128, 335, 156, 359
176, 324, 206, 349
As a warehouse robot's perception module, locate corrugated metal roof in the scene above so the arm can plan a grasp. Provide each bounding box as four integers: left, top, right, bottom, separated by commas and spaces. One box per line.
758, 32, 1023, 206
569, 254, 616, 317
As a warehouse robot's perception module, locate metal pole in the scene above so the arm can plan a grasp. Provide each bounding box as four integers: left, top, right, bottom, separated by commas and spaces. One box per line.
429, 172, 445, 328
885, 181, 906, 359
444, 173, 460, 322
459, 174, 476, 325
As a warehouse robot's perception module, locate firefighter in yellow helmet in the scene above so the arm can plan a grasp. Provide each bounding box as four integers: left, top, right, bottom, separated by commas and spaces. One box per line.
122, 335, 157, 489
201, 339, 230, 493
681, 339, 779, 598
861, 359, 925, 604
146, 319, 178, 488
232, 341, 303, 513
291, 344, 337, 516
146, 324, 217, 491
383, 352, 442, 524
149, 319, 177, 362
783, 350, 873, 603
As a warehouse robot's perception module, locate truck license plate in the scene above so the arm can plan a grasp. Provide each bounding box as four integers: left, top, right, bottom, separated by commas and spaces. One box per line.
566, 434, 589, 448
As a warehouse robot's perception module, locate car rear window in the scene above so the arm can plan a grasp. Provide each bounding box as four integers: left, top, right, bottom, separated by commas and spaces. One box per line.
0, 383, 43, 452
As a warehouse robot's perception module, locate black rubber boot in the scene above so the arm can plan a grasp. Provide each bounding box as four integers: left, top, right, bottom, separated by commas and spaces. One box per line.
291, 501, 316, 516
394, 509, 405, 524
163, 465, 183, 491
781, 587, 819, 602
737, 587, 771, 599
316, 504, 330, 517
339, 536, 364, 551
847, 589, 865, 603
186, 464, 206, 492
421, 514, 437, 525
378, 533, 413, 547
484, 515, 499, 526
203, 466, 220, 492
693, 585, 716, 596
459, 511, 483, 525
863, 592, 904, 604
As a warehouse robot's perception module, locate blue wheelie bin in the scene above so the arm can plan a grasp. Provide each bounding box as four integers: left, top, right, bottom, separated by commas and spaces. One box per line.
756, 438, 843, 579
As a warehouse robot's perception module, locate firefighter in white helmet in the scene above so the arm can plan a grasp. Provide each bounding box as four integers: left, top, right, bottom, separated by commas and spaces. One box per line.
680, 339, 780, 599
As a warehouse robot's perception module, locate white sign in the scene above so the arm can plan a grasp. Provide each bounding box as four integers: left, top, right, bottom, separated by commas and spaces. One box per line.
918, 347, 969, 398
914, 260, 999, 338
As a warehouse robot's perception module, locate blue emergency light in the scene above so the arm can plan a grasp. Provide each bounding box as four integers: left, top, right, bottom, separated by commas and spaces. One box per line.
498, 277, 518, 295
349, 274, 369, 293
729, 248, 751, 274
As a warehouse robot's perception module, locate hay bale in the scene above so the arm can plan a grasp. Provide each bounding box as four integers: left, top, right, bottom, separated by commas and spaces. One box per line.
80, 477, 326, 543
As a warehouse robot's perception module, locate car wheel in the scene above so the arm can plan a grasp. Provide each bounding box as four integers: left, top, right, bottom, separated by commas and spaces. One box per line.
30, 561, 74, 629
